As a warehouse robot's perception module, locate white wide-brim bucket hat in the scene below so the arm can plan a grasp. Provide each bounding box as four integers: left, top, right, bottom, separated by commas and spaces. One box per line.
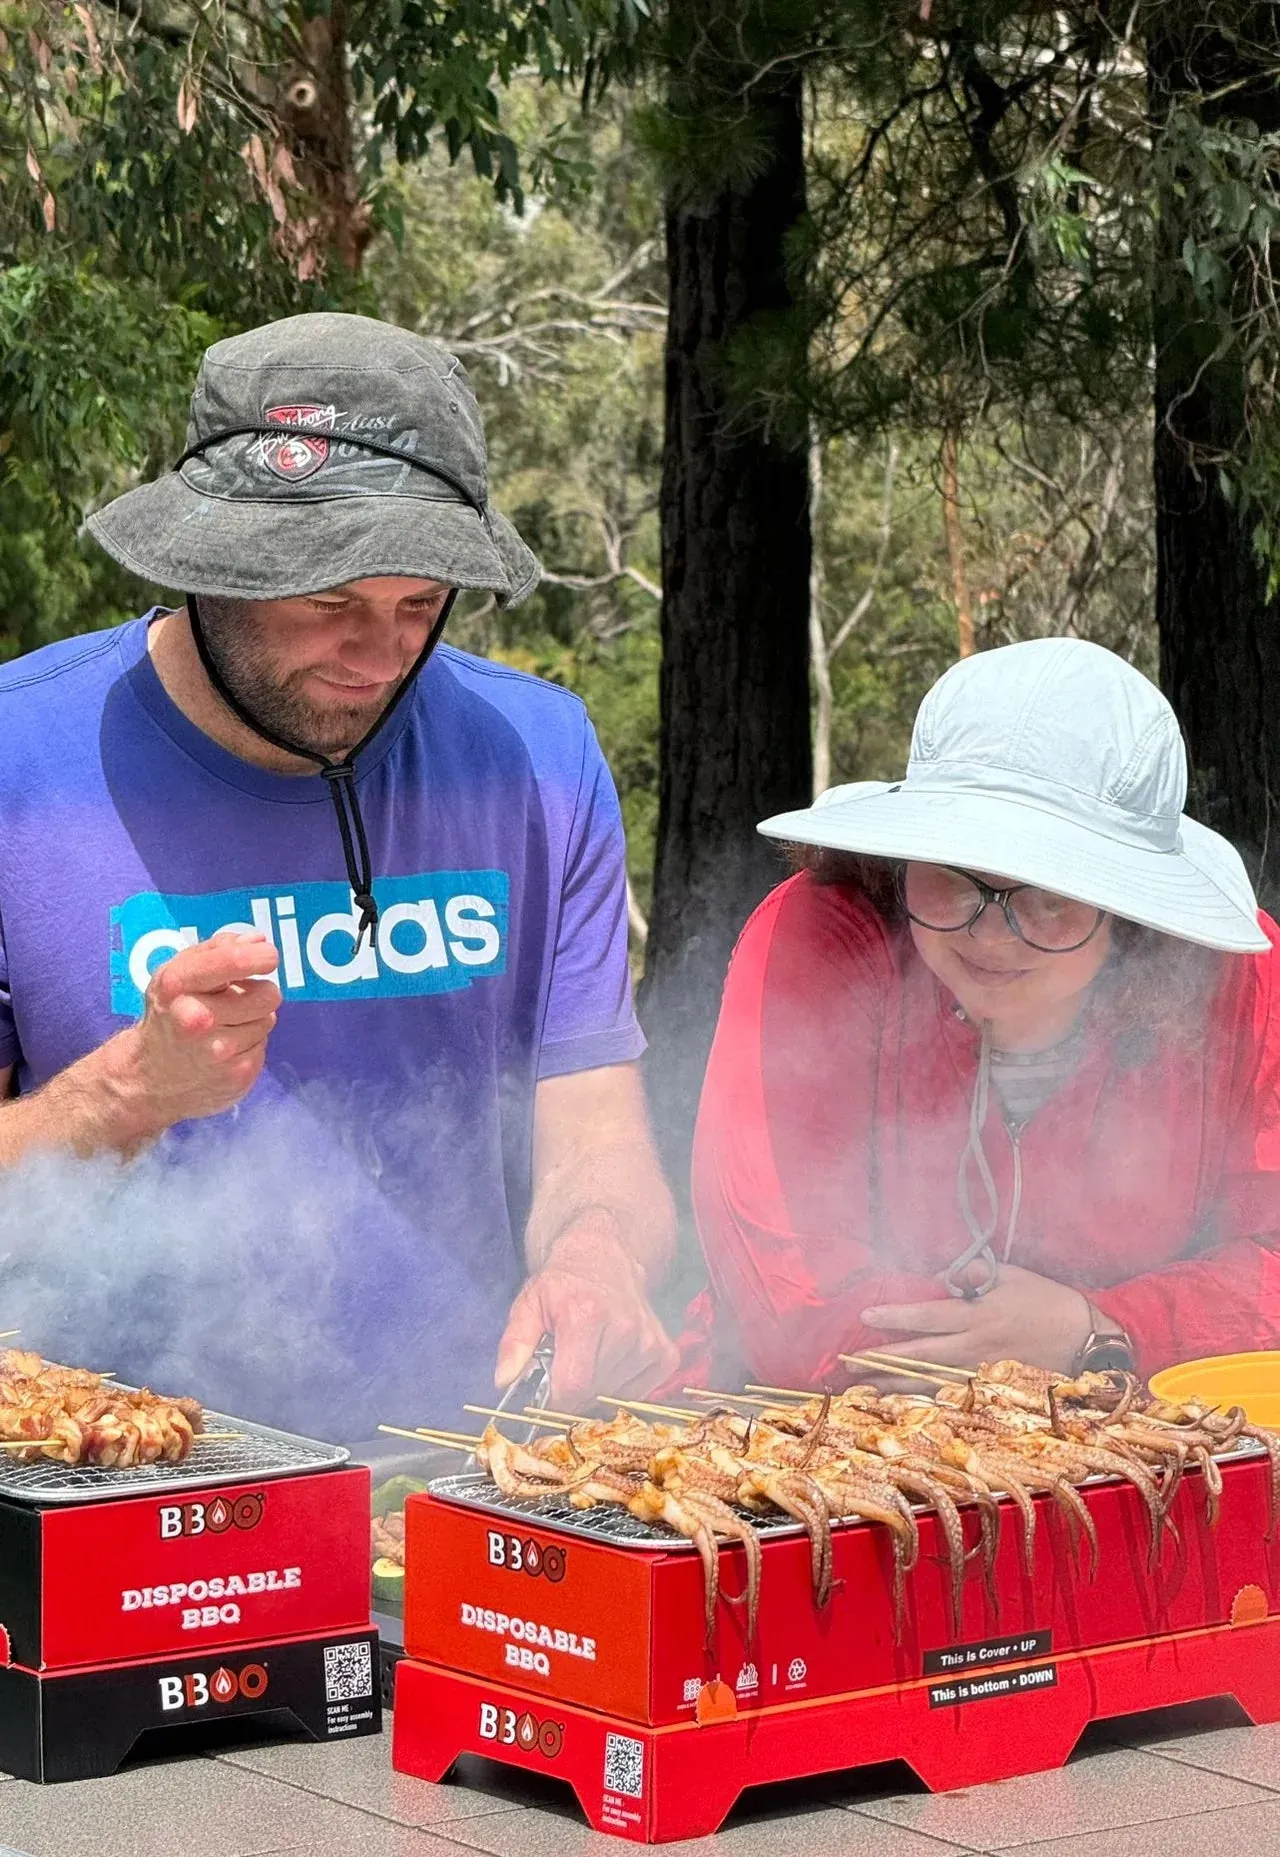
759, 636, 1266, 954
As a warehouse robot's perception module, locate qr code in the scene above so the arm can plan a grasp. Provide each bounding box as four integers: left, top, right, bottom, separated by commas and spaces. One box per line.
603, 1732, 644, 1799
324, 1640, 373, 1703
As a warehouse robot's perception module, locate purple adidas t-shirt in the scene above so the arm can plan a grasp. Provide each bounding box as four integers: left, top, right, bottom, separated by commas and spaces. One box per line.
0, 614, 644, 1438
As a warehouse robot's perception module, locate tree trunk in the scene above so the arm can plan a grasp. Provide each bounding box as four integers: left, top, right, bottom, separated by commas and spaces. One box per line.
282, 3, 371, 275
638, 44, 812, 1188
809, 431, 832, 798
941, 429, 975, 659
1149, 12, 1280, 905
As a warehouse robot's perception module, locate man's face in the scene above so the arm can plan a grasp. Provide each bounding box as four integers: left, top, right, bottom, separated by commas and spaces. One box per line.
196, 576, 453, 757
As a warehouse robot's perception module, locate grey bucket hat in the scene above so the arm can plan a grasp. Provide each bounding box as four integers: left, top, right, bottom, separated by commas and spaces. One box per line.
760, 637, 1266, 954
89, 311, 539, 606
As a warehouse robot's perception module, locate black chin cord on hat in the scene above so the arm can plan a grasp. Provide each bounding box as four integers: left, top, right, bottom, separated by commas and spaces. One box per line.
186, 588, 458, 942
174, 420, 485, 943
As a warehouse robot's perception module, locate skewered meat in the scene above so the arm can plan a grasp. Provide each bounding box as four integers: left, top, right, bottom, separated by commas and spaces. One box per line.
451, 1359, 1280, 1651
639, 1450, 764, 1637
479, 1426, 579, 1500
934, 1371, 1242, 1547
736, 1414, 932, 1617
631, 1476, 762, 1638
0, 1395, 199, 1466
0, 1355, 204, 1465
753, 1394, 1003, 1600
1145, 1396, 1280, 1533
0, 1350, 103, 1387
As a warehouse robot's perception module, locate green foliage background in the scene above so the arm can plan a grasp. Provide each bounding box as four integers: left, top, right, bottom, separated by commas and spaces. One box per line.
1, 12, 1166, 914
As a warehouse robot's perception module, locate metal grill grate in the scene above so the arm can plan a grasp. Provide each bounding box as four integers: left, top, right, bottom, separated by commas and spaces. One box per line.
0, 1403, 347, 1506
428, 1437, 1266, 1553
430, 1472, 836, 1551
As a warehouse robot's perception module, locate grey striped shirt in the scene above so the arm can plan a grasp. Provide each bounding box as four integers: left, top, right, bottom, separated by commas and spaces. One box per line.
990, 1028, 1085, 1128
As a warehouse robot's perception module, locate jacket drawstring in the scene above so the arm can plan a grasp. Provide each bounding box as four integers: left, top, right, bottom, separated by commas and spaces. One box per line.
945, 1019, 1003, 1298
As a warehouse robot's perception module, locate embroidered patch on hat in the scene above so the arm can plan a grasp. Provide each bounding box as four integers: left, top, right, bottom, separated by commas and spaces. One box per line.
260, 403, 337, 480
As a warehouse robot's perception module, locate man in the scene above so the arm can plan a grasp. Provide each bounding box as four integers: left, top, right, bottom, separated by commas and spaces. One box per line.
0, 311, 676, 1438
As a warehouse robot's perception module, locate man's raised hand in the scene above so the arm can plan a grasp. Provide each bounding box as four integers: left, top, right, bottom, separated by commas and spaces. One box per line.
111, 931, 281, 1138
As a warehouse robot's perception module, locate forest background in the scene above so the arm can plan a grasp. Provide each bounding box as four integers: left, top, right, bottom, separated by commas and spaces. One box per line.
1, 8, 1159, 908
4, 2, 1273, 1246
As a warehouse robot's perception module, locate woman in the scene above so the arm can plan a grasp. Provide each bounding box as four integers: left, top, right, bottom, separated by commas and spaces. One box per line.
692, 637, 1280, 1389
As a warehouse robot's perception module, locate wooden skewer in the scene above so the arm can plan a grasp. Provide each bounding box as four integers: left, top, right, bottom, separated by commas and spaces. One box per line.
0, 1442, 74, 1455
377, 1423, 482, 1446
595, 1395, 699, 1420
530, 1407, 595, 1425
744, 1384, 815, 1399
840, 1353, 953, 1385
0, 1331, 20, 1341
684, 1387, 780, 1405
0, 1429, 243, 1455
856, 1348, 975, 1378
462, 1404, 570, 1432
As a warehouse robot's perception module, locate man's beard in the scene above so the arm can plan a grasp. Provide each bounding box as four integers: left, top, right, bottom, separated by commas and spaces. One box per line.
195, 598, 407, 759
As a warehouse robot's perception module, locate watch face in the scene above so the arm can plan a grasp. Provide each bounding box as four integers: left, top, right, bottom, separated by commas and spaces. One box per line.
1081, 1340, 1135, 1373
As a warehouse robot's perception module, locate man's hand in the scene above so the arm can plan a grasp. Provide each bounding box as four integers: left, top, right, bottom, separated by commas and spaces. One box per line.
496, 1217, 679, 1410
103, 932, 281, 1143
861, 1262, 1093, 1374
498, 1064, 677, 1410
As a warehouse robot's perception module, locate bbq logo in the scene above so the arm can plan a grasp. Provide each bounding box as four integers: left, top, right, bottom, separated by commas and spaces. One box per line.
486, 1530, 567, 1582
110, 871, 510, 1016
158, 1492, 265, 1539
260, 403, 336, 480
158, 1660, 269, 1712
478, 1701, 564, 1759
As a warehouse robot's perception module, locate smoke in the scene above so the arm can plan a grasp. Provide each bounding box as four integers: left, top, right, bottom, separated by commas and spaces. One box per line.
0, 1076, 523, 1449
650, 837, 1248, 1395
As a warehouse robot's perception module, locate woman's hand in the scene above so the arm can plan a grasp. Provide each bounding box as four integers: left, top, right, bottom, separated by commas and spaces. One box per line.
861, 1263, 1094, 1373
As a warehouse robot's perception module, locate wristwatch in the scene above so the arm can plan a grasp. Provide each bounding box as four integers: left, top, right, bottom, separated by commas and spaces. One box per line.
1072, 1304, 1135, 1376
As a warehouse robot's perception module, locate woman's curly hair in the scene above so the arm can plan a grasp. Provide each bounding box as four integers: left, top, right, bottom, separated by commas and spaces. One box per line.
786, 846, 1224, 1061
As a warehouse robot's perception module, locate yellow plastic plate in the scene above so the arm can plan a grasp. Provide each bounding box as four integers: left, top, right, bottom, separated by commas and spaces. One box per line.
1148, 1351, 1280, 1427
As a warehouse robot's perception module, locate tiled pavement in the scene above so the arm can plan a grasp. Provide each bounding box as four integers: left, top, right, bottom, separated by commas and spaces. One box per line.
5, 1702, 1280, 1856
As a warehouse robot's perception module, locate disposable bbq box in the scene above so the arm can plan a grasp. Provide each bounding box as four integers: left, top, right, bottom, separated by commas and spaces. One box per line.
404, 1448, 1280, 1727
0, 1626, 381, 1783
394, 1616, 1280, 1844
396, 1452, 1280, 1841
0, 1407, 379, 1779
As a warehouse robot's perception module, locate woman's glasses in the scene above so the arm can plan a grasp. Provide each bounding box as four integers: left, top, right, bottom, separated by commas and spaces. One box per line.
900, 863, 1105, 954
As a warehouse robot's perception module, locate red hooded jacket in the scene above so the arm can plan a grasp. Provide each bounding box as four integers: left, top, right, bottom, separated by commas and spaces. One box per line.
691, 872, 1280, 1387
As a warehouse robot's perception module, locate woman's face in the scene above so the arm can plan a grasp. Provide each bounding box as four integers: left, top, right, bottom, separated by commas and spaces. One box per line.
905, 864, 1114, 1046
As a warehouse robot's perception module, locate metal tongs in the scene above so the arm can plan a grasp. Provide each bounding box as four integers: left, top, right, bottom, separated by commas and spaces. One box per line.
468, 1331, 555, 1463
